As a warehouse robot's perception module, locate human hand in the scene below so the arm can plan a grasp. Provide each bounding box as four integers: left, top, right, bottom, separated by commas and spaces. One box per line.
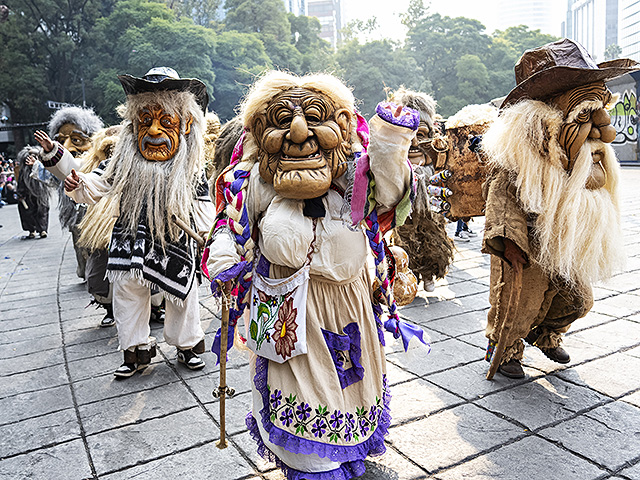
503, 237, 527, 273
34, 130, 55, 153
25, 155, 37, 166
64, 169, 80, 192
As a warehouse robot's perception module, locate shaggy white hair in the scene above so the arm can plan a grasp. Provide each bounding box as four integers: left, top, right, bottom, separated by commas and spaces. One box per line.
482, 99, 624, 286
103, 90, 205, 246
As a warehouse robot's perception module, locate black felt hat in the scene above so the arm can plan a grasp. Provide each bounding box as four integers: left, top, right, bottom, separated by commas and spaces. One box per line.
502, 39, 639, 108
118, 67, 209, 113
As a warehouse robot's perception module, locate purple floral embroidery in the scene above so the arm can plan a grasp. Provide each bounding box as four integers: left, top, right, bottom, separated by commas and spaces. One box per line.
280, 407, 294, 427
330, 410, 344, 429
321, 323, 364, 389
359, 417, 370, 436
296, 403, 311, 421
369, 406, 377, 422
312, 418, 327, 438
270, 389, 282, 409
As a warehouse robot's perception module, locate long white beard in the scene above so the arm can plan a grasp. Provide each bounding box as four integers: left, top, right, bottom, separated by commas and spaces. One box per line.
482, 100, 624, 286
104, 124, 201, 246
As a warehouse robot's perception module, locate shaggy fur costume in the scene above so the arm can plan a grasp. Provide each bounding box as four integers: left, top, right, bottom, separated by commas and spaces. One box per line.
103, 91, 205, 246
389, 89, 454, 283
77, 126, 122, 252
481, 99, 623, 361
47, 106, 104, 139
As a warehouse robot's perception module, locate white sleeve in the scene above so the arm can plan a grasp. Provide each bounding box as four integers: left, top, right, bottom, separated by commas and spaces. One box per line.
205, 162, 275, 279
193, 199, 217, 233
367, 115, 413, 210
66, 169, 112, 205
41, 142, 83, 181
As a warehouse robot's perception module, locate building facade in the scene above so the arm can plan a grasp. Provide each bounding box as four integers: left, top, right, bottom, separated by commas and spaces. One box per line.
496, 0, 558, 35
620, 0, 640, 61
283, 0, 307, 16
608, 72, 640, 164
307, 0, 342, 48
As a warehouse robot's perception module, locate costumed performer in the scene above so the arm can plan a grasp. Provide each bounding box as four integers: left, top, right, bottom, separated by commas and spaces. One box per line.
65, 67, 216, 377
15, 146, 53, 238
43, 106, 103, 279
481, 39, 638, 378
204, 71, 427, 480
388, 88, 454, 292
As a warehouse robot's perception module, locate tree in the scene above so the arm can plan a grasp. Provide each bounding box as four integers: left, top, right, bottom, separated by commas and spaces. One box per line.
83, 0, 217, 123
405, 13, 491, 107
210, 30, 271, 120
336, 39, 423, 118
166, 0, 222, 27
224, 0, 290, 41
604, 43, 622, 61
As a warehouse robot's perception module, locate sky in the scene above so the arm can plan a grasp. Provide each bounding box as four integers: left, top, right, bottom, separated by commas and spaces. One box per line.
342, 0, 566, 43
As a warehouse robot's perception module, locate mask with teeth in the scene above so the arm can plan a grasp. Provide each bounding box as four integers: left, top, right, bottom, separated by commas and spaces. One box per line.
250, 87, 353, 200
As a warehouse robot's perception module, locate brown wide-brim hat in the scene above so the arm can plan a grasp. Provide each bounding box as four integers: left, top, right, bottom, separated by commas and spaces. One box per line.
118, 67, 209, 113
501, 38, 640, 108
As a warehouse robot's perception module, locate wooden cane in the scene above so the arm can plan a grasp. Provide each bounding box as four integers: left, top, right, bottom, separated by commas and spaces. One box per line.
486, 264, 523, 380
216, 295, 230, 449
171, 215, 205, 248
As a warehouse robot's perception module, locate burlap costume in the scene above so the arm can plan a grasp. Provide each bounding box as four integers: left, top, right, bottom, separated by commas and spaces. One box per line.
480, 39, 637, 373
482, 168, 593, 363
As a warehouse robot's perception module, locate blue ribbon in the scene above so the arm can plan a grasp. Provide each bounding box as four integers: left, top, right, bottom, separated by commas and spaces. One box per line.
384, 318, 428, 352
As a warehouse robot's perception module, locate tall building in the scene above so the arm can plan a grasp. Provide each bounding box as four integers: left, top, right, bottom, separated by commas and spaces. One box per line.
620, 0, 640, 61
565, 0, 615, 61
283, 0, 307, 16
307, 0, 342, 48
496, 0, 560, 35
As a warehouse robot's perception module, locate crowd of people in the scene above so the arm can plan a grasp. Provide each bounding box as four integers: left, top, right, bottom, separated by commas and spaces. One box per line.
0, 37, 637, 480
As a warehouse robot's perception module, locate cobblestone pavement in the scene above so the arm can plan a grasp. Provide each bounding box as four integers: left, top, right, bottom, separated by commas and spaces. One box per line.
1, 168, 640, 480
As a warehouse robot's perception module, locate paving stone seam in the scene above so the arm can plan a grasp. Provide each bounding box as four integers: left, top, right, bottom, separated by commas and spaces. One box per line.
399, 305, 491, 323
152, 343, 264, 475
0, 433, 83, 462
0, 242, 34, 298
0, 404, 73, 428
608, 454, 640, 479
54, 237, 99, 479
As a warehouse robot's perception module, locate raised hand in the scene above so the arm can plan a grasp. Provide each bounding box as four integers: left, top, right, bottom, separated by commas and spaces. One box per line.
64, 169, 80, 192
34, 130, 55, 153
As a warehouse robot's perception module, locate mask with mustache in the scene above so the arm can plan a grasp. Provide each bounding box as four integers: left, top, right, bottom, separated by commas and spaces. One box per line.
136, 104, 192, 162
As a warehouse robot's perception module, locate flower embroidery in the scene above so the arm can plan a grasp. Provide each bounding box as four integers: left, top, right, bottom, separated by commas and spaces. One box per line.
280, 407, 294, 427
329, 410, 344, 429
312, 418, 327, 438
296, 403, 312, 421
272, 296, 299, 360
269, 389, 282, 409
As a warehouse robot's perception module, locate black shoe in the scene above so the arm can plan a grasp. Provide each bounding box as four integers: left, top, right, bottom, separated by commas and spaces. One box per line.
177, 348, 205, 370
498, 359, 525, 379
100, 303, 115, 328
150, 303, 165, 324
114, 362, 139, 378
540, 345, 571, 364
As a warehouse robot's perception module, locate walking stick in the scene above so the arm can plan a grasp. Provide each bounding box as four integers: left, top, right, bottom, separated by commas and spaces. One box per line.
212, 284, 234, 449
171, 215, 204, 248
486, 264, 523, 380
171, 215, 234, 446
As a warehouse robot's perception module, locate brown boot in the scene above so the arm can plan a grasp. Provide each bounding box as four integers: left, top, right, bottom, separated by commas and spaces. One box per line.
498, 359, 525, 379
540, 345, 570, 364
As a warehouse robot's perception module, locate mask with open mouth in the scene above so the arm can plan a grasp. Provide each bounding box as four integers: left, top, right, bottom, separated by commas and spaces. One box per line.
250, 87, 353, 200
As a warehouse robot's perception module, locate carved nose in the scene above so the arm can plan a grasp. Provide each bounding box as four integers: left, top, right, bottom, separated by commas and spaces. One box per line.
290, 113, 308, 144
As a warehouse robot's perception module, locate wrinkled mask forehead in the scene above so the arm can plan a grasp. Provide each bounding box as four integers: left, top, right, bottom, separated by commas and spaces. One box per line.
54, 122, 92, 156
136, 104, 185, 162
252, 86, 353, 200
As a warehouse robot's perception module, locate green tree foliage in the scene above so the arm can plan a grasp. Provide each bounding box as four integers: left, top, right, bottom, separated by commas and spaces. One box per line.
604, 44, 622, 61
1, 0, 566, 133
166, 0, 222, 27
211, 31, 271, 120
336, 39, 422, 119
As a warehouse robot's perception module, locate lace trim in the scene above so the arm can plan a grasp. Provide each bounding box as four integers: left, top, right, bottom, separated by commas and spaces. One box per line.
251, 356, 391, 464
246, 413, 368, 480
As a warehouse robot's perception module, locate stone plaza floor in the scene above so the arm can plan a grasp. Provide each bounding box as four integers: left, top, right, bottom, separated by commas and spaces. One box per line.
1, 168, 640, 480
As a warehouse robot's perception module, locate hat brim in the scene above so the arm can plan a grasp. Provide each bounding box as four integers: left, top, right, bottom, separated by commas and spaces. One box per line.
118, 74, 209, 113
501, 59, 640, 109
